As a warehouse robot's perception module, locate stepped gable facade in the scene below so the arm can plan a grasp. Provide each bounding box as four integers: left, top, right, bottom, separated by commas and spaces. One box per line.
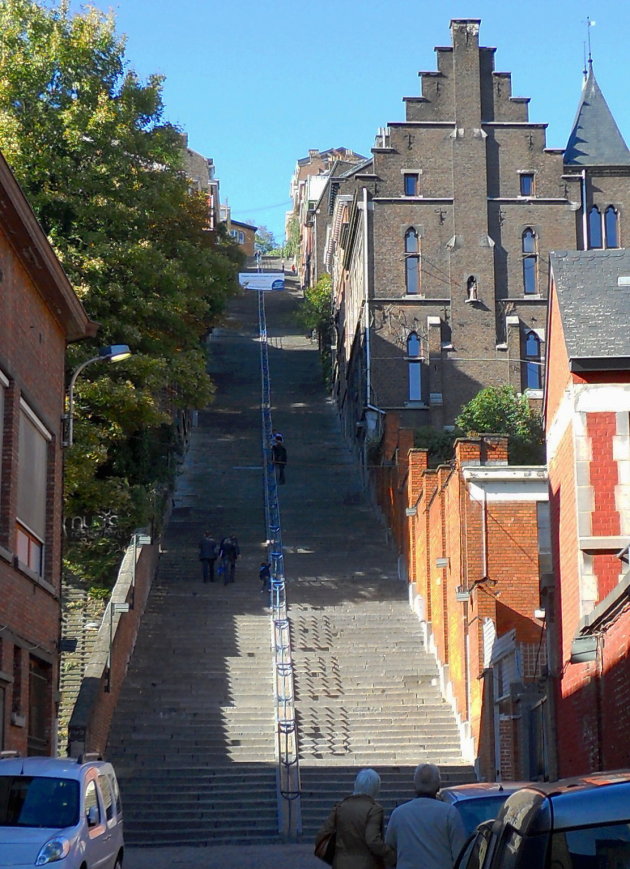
0, 151, 96, 755
544, 248, 630, 776
322, 19, 629, 457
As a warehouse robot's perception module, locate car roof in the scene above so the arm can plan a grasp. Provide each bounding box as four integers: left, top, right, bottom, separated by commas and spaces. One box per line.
0, 756, 112, 779
497, 770, 630, 834
439, 782, 529, 802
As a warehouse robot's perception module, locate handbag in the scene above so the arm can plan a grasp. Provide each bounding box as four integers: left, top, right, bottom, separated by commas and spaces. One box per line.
314, 829, 336, 865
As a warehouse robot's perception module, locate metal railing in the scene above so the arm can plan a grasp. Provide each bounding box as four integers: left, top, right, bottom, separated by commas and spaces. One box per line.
258, 290, 302, 839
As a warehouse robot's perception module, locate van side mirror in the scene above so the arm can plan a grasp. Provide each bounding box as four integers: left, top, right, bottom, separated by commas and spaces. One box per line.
86, 805, 99, 827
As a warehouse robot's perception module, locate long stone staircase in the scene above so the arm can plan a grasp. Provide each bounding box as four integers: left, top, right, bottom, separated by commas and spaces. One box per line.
58, 583, 106, 754
105, 286, 473, 848
290, 596, 472, 836
106, 519, 279, 846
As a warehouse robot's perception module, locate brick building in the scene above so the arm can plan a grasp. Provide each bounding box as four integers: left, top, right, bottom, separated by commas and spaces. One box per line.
288, 147, 366, 288
0, 153, 96, 754
312, 19, 629, 460
228, 219, 257, 258
179, 133, 221, 230
544, 249, 630, 777
374, 422, 551, 779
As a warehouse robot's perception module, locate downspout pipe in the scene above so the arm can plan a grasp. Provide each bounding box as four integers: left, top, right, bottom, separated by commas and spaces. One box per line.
363, 186, 371, 406
581, 169, 588, 251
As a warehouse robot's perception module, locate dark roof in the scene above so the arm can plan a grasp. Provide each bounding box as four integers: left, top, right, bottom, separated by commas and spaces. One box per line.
550, 248, 630, 370
565, 64, 630, 166
230, 219, 257, 231
338, 157, 374, 178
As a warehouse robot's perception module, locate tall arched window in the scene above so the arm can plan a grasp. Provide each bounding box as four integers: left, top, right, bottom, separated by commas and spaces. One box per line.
407, 332, 422, 401
522, 228, 538, 295
588, 206, 603, 249
524, 330, 542, 390
405, 228, 420, 295
605, 206, 619, 248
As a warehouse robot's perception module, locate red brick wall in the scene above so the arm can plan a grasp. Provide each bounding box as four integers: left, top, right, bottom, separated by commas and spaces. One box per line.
546, 280, 630, 775
543, 284, 571, 428
0, 229, 68, 754
374, 424, 544, 775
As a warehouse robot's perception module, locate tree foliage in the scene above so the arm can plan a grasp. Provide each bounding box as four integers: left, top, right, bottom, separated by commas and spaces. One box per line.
296, 273, 332, 335
0, 0, 243, 583
284, 213, 300, 258
413, 426, 459, 468
295, 273, 334, 387
254, 224, 276, 253
455, 385, 545, 464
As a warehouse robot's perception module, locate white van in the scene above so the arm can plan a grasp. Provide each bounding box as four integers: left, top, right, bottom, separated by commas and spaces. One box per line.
0, 754, 123, 868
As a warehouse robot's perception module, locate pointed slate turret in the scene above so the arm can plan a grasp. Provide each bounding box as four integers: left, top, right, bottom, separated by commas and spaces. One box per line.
565, 63, 630, 166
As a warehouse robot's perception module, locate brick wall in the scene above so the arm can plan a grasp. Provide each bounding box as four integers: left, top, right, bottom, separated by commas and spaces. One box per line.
374, 421, 546, 776
0, 230, 69, 754
68, 542, 160, 757
546, 275, 630, 775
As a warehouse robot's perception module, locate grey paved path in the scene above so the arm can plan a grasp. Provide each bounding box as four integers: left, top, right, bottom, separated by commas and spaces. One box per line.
126, 842, 321, 868
121, 280, 406, 866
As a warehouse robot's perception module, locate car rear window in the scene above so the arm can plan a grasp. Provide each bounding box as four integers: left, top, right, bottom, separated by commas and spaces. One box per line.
551, 822, 630, 868
456, 796, 511, 833
0, 776, 79, 828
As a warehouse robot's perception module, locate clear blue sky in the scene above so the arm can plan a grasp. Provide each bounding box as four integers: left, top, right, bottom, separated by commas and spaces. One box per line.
68, 0, 629, 242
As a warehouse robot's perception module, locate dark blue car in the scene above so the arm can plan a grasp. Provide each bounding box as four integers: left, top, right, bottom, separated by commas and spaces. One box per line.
455, 770, 630, 869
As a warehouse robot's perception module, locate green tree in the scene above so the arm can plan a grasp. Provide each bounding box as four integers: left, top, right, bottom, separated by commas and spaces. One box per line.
284, 214, 300, 258
413, 426, 459, 467
254, 224, 276, 253
296, 273, 334, 386
0, 0, 243, 583
455, 385, 545, 464
296, 273, 332, 336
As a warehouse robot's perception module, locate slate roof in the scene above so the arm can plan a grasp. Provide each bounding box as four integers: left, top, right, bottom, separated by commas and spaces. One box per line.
565, 64, 630, 166
337, 157, 374, 178
550, 249, 630, 370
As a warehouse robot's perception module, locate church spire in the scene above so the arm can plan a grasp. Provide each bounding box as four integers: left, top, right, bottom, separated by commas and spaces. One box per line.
565, 64, 630, 166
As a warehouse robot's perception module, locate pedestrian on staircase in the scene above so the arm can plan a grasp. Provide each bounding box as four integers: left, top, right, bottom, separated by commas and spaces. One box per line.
271, 435, 287, 484
198, 531, 218, 583
259, 561, 271, 592
219, 535, 240, 584
314, 768, 396, 869
385, 763, 466, 869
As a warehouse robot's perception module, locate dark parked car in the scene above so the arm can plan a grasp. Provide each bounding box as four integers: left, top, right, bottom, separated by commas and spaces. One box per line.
439, 782, 528, 834
455, 770, 630, 869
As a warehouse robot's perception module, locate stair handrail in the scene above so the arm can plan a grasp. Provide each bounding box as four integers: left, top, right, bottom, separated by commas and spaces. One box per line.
258, 290, 302, 839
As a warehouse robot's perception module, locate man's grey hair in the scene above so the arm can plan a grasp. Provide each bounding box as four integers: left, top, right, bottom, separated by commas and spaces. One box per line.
353, 768, 381, 798
413, 763, 441, 795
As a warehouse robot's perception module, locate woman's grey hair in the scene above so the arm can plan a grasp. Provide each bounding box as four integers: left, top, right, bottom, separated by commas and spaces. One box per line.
353, 768, 381, 798
413, 763, 441, 795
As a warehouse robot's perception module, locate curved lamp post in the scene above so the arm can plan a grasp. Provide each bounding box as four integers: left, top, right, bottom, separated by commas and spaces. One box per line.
64, 344, 132, 447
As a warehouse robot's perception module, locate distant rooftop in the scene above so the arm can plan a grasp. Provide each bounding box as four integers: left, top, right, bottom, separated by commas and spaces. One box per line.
551, 248, 630, 371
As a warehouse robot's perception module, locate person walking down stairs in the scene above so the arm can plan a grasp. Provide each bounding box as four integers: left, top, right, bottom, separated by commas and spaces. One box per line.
219, 535, 240, 584
198, 530, 218, 583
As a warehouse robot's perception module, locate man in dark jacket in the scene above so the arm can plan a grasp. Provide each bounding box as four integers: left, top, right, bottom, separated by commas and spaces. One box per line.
198, 531, 217, 583
271, 435, 287, 484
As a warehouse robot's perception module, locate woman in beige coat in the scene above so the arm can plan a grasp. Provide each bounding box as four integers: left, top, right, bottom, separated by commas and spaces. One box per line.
315, 769, 396, 869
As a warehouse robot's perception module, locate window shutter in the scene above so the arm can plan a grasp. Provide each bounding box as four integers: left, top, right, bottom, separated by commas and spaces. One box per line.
17, 410, 48, 540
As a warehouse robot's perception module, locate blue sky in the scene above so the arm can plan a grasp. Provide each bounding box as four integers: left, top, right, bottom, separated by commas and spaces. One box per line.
68, 0, 629, 241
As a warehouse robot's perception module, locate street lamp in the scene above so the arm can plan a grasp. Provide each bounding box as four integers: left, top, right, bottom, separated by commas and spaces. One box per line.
64, 344, 132, 447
